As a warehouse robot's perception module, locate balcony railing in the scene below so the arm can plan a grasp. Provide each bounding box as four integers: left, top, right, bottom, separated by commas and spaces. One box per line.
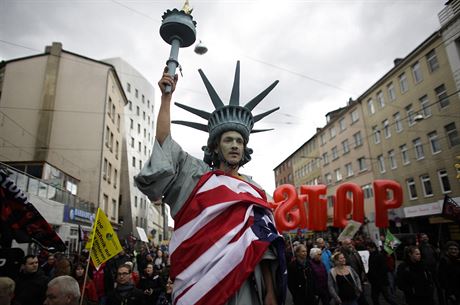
0, 162, 96, 213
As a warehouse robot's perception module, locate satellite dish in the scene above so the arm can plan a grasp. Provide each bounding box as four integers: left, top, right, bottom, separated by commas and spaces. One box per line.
194, 40, 208, 55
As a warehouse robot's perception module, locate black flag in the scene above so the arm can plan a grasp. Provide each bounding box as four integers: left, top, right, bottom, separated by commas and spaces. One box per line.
0, 169, 66, 252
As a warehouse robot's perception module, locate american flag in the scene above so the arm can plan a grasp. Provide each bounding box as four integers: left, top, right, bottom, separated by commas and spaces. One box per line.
169, 170, 287, 305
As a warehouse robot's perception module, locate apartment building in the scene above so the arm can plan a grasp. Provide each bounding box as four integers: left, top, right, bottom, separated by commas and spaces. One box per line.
103, 58, 165, 243
0, 42, 127, 247
359, 30, 460, 235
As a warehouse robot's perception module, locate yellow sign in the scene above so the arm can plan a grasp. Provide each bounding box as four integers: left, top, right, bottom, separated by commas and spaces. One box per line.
86, 208, 122, 268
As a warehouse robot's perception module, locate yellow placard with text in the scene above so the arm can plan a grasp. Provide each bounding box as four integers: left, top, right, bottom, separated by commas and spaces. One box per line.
87, 208, 122, 268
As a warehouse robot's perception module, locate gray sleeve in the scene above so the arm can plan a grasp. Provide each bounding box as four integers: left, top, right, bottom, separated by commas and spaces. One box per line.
134, 135, 208, 217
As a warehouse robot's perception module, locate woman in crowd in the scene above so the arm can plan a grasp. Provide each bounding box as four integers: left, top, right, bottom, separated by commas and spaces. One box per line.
396, 245, 435, 305
138, 263, 164, 304
287, 244, 315, 305
72, 263, 98, 305
328, 251, 362, 305
308, 247, 330, 305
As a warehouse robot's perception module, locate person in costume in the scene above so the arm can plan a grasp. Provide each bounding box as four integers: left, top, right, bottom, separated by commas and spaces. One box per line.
134, 62, 286, 305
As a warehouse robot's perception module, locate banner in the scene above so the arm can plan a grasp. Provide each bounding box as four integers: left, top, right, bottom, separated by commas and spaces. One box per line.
337, 220, 362, 242
442, 195, 460, 222
0, 169, 66, 252
383, 229, 401, 255
87, 208, 122, 268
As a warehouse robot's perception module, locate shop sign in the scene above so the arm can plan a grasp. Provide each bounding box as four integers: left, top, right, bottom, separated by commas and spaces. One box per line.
404, 201, 442, 218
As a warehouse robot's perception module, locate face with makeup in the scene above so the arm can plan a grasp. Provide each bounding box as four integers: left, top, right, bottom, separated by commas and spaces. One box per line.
215, 131, 245, 169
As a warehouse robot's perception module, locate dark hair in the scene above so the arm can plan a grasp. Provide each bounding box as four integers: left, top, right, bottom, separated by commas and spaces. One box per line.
22, 255, 37, 264
118, 263, 132, 273
445, 241, 459, 250
404, 245, 419, 261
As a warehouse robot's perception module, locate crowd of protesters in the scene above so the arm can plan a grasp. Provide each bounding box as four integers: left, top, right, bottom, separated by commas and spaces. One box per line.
1, 232, 460, 305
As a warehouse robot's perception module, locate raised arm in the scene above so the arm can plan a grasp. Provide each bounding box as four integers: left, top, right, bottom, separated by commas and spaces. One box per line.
156, 67, 178, 145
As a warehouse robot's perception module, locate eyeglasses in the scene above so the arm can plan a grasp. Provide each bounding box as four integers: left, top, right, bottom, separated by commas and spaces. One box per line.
117, 272, 130, 276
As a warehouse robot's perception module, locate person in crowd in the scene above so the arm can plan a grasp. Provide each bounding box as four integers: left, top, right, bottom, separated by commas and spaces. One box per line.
53, 256, 72, 278
43, 275, 80, 305
156, 278, 173, 305
91, 262, 108, 305
124, 261, 139, 287
316, 238, 333, 273
288, 244, 315, 305
438, 241, 460, 305
396, 245, 435, 305
136, 245, 149, 274
328, 251, 362, 305
339, 238, 369, 305
13, 255, 49, 305
0, 277, 15, 305
366, 243, 397, 305
308, 247, 330, 305
106, 263, 145, 305
153, 250, 166, 272
138, 263, 164, 304
134, 65, 285, 304
42, 254, 57, 277
418, 233, 443, 304
72, 263, 98, 305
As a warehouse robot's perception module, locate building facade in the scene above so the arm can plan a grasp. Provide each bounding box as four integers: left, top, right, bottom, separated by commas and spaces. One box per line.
103, 58, 165, 244
0, 42, 127, 248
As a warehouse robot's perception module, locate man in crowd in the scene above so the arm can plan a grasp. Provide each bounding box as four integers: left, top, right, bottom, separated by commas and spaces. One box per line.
316, 238, 332, 273
44, 275, 80, 305
14, 255, 48, 305
106, 263, 145, 305
0, 277, 15, 305
135, 63, 286, 305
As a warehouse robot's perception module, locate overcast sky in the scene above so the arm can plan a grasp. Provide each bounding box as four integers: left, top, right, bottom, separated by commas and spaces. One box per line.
0, 0, 447, 194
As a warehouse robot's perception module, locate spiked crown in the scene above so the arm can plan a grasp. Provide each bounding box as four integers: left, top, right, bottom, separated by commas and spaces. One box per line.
172, 61, 280, 166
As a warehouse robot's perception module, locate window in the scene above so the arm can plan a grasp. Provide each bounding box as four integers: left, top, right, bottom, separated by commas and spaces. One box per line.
325, 173, 332, 185
342, 139, 350, 154
137, 124, 141, 134
394, 112, 403, 133
387, 82, 396, 101
107, 163, 112, 183
135, 88, 139, 98
399, 73, 408, 93
357, 157, 367, 172
428, 131, 441, 154
332, 146, 339, 160
335, 169, 342, 182
135, 217, 139, 226
327, 196, 334, 209
411, 61, 423, 83
445, 122, 460, 147
138, 141, 141, 152
136, 106, 140, 116
142, 94, 145, 103
406, 104, 416, 126
406, 178, 418, 200
115, 141, 119, 159
426, 49, 439, 72
322, 152, 329, 165
372, 126, 381, 144
320, 134, 326, 145
143, 111, 146, 121
112, 199, 117, 219
420, 175, 433, 197
103, 194, 109, 212
377, 91, 385, 108
419, 95, 431, 118
351, 109, 359, 123
134, 196, 138, 208
377, 155, 386, 173
413, 138, 424, 160
435, 84, 449, 108
127, 83, 131, 92
130, 119, 133, 129
114, 169, 118, 188
111, 104, 115, 121
339, 118, 346, 131
128, 101, 132, 110
383, 119, 391, 138
400, 144, 410, 165
147, 100, 150, 108
367, 99, 375, 114
362, 184, 373, 199
389, 150, 397, 169
437, 169, 451, 193
108, 97, 112, 116
132, 156, 136, 167
139, 160, 142, 170
109, 132, 114, 151
131, 137, 134, 148
103, 158, 108, 179
353, 132, 363, 147
329, 127, 336, 139
345, 163, 353, 177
